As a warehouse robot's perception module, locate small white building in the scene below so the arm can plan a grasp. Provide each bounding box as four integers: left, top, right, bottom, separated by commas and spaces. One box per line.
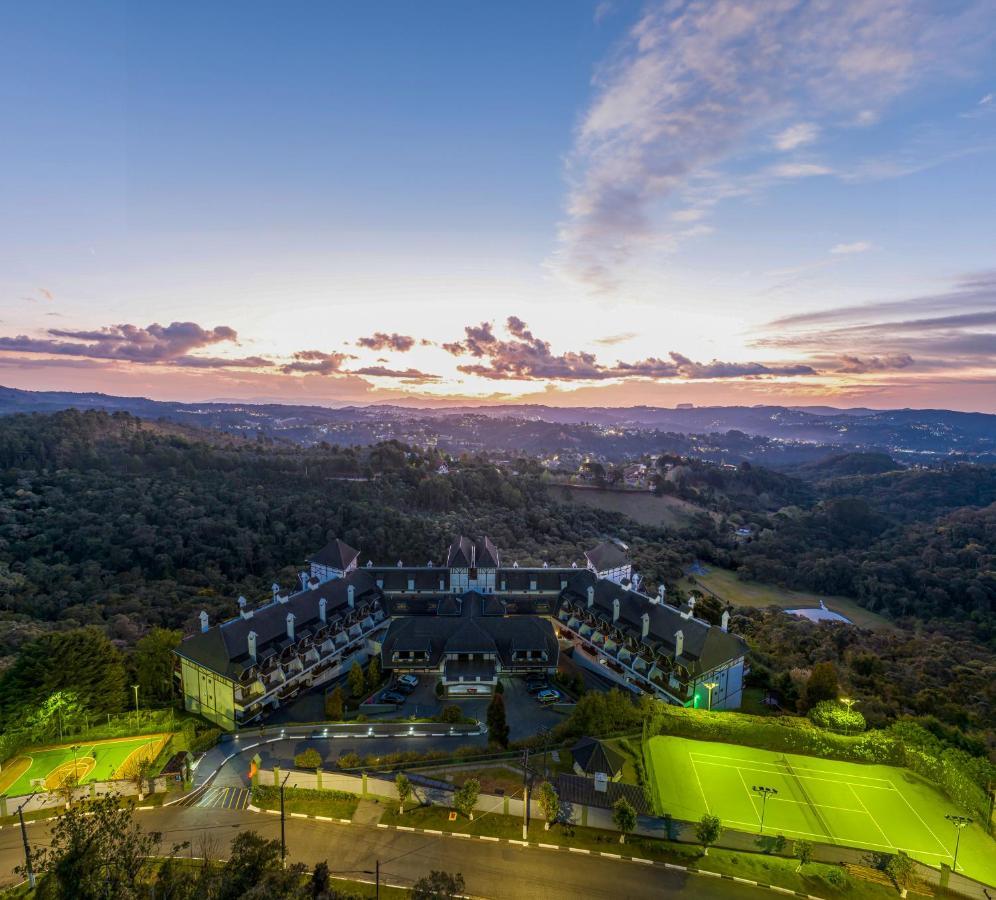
584, 541, 632, 585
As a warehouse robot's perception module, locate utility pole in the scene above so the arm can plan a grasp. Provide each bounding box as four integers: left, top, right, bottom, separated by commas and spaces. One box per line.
280, 772, 292, 867
521, 748, 530, 840
16, 793, 37, 888
752, 785, 778, 833
945, 814, 972, 872
375, 859, 380, 900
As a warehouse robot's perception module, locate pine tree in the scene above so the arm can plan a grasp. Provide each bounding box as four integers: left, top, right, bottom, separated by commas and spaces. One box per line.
486, 692, 510, 748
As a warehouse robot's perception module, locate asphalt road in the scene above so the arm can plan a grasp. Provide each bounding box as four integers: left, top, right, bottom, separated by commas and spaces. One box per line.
0, 803, 768, 899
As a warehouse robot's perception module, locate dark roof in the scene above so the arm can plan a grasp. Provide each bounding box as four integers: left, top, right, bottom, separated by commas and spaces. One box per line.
309, 539, 360, 571
176, 569, 380, 678
554, 773, 650, 814
562, 571, 746, 675
381, 592, 558, 669
444, 658, 497, 679
571, 737, 626, 778
446, 535, 500, 568
584, 541, 629, 572
498, 568, 570, 592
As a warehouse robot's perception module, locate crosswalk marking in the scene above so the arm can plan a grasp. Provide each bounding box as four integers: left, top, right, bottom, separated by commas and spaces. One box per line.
178, 785, 250, 810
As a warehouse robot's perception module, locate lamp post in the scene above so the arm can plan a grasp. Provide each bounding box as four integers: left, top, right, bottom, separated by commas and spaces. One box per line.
752, 785, 778, 833
132, 684, 140, 726
703, 681, 719, 711
944, 814, 972, 872
840, 698, 859, 735
280, 772, 294, 868
70, 744, 81, 807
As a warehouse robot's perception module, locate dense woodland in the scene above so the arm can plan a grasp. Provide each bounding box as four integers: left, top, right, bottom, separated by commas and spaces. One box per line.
0, 409, 993, 752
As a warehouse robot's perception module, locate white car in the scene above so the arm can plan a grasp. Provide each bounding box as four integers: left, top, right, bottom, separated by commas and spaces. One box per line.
397, 674, 419, 688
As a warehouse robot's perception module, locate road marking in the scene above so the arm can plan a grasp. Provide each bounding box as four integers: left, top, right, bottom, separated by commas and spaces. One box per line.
508, 839, 528, 846
479, 835, 499, 842
733, 876, 757, 884
424, 829, 443, 834
887, 777, 950, 856
848, 784, 891, 848
538, 842, 558, 849
452, 832, 471, 838
569, 847, 590, 854
631, 857, 652, 865
291, 812, 307, 819
689, 753, 711, 813
600, 852, 621, 859
396, 825, 414, 831
314, 815, 332, 821
664, 863, 686, 871
376, 822, 388, 828
699, 870, 721, 877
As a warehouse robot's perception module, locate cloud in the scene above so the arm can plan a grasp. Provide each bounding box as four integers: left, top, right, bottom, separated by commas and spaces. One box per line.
773, 123, 820, 151
0, 321, 268, 367
444, 317, 818, 382
280, 350, 354, 375
766, 163, 833, 179
830, 241, 872, 255
593, 331, 639, 346
832, 354, 914, 374
553, 0, 989, 289
766, 270, 996, 329
355, 332, 417, 352
351, 366, 441, 383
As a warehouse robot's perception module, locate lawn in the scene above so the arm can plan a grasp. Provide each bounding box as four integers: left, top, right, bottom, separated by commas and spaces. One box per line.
551, 484, 709, 529
251, 784, 359, 820
645, 735, 996, 886
377, 802, 902, 898
679, 565, 893, 630
0, 734, 170, 797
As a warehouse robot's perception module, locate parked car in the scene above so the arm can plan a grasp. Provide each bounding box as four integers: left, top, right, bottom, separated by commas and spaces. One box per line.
379, 690, 406, 704
525, 677, 549, 694
536, 689, 561, 704
397, 674, 419, 688
394, 680, 416, 695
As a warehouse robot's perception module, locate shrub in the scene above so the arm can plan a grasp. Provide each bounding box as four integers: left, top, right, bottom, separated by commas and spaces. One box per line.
439, 705, 463, 724
434, 681, 445, 699
324, 686, 344, 721
809, 701, 866, 734
453, 778, 480, 819
294, 748, 323, 769
822, 866, 849, 890
190, 727, 221, 754
337, 751, 362, 769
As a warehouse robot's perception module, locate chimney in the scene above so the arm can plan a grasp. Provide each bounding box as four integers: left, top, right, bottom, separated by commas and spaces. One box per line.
641, 612, 650, 639
612, 597, 620, 623
656, 585, 666, 605
298, 572, 309, 592
238, 596, 252, 619
319, 597, 327, 624
272, 582, 280, 598
347, 584, 355, 608
199, 610, 209, 633
688, 596, 696, 615
587, 586, 595, 608
248, 630, 257, 662
286, 612, 296, 642
721, 610, 730, 632
674, 629, 684, 658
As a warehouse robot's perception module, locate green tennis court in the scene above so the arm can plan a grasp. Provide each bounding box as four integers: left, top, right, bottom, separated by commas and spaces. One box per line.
645, 735, 996, 886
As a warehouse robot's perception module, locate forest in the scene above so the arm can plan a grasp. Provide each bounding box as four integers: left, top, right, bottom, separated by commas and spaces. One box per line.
0, 409, 993, 751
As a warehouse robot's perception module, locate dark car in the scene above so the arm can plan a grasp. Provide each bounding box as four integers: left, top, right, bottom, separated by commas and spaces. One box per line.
525, 678, 549, 694
379, 690, 406, 704
394, 680, 416, 694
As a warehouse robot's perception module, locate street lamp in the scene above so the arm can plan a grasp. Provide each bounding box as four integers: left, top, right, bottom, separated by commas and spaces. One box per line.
132, 684, 140, 725
944, 814, 972, 872
752, 785, 778, 833
70, 744, 81, 806
280, 773, 295, 868
703, 682, 719, 711
840, 698, 859, 736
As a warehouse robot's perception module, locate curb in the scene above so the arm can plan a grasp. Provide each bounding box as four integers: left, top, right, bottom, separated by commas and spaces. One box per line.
244, 804, 828, 899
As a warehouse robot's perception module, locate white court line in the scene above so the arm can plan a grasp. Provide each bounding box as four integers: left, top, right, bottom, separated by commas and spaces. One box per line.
688, 751, 894, 787
888, 778, 950, 857
692, 756, 894, 793
689, 752, 711, 813
733, 766, 761, 828
848, 783, 892, 848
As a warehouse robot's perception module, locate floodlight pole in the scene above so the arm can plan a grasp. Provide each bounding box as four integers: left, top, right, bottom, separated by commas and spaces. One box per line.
280, 772, 293, 868
945, 814, 972, 872
132, 684, 140, 726
752, 785, 778, 833
840, 698, 859, 736
704, 682, 719, 711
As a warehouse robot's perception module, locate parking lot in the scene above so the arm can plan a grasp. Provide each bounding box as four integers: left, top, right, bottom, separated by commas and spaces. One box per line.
377, 673, 570, 740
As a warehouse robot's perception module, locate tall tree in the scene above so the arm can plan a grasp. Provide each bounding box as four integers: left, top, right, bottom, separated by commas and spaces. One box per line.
133, 627, 181, 704
486, 692, 510, 748
804, 662, 839, 709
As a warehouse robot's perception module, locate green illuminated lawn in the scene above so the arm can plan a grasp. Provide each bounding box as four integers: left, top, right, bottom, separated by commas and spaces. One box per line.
645, 735, 996, 886
0, 734, 168, 797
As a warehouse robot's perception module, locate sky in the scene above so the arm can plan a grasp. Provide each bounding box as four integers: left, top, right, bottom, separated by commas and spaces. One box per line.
2, 0, 996, 411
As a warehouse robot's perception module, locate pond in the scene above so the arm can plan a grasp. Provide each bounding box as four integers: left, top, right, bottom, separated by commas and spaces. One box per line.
785, 600, 852, 624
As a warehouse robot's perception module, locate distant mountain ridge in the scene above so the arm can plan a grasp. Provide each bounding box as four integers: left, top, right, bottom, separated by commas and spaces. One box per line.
1, 385, 995, 463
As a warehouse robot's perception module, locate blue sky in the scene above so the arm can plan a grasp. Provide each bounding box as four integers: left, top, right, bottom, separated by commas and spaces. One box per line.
2, 1, 995, 410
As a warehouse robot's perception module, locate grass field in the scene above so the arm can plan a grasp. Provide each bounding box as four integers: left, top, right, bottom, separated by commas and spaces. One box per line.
551, 484, 711, 528
645, 735, 996, 886
679, 565, 893, 630
0, 734, 169, 797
